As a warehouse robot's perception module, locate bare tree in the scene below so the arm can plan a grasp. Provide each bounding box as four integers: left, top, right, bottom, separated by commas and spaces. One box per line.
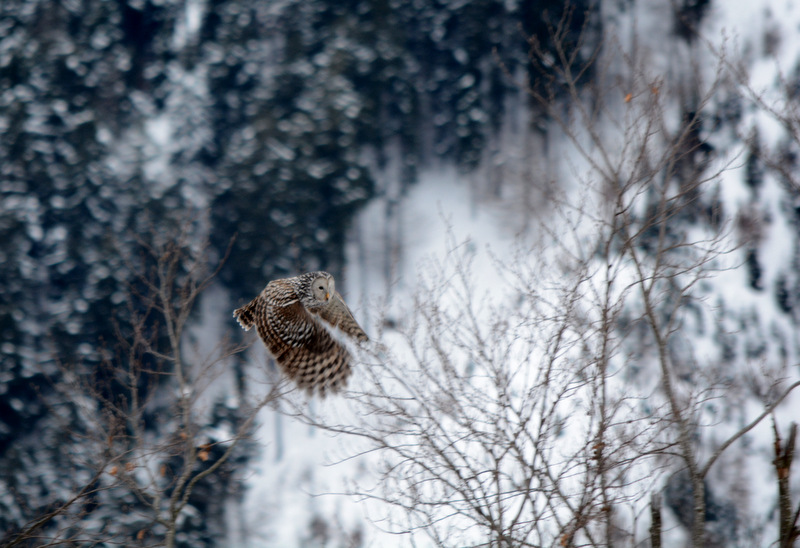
292, 7, 800, 548
3, 226, 278, 547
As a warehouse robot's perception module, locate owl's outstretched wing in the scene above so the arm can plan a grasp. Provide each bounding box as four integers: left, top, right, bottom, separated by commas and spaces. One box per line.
314, 292, 368, 342
233, 295, 261, 331
233, 291, 353, 396
277, 321, 352, 395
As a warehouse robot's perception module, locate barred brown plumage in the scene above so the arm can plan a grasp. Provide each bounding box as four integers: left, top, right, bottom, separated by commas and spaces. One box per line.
233, 271, 368, 396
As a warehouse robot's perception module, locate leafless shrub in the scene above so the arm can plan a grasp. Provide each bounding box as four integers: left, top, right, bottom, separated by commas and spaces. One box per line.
290, 8, 800, 548
3, 226, 277, 548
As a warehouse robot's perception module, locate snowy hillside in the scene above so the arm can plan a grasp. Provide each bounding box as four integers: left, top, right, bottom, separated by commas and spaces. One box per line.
3, 0, 800, 547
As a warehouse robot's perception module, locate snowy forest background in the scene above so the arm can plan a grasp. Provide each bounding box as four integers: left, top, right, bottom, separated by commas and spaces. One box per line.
3, 0, 800, 546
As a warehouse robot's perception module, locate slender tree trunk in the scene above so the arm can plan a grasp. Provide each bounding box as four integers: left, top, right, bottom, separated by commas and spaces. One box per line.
650, 492, 662, 548
774, 421, 799, 548
691, 477, 705, 547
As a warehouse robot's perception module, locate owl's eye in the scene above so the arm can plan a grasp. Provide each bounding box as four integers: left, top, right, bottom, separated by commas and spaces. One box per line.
318, 285, 324, 290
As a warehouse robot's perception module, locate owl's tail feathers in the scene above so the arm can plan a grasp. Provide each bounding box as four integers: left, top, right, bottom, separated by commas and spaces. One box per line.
233, 298, 259, 331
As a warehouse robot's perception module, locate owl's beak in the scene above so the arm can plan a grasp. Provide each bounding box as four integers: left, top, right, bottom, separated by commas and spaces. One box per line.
326, 292, 330, 300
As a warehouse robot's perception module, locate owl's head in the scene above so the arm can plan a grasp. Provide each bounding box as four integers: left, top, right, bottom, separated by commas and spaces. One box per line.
299, 271, 335, 309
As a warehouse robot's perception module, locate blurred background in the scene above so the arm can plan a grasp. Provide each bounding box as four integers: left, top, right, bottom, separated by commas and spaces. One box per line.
3, 0, 800, 546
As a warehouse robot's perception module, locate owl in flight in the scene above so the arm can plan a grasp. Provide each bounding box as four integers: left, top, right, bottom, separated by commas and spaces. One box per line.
233, 271, 368, 396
